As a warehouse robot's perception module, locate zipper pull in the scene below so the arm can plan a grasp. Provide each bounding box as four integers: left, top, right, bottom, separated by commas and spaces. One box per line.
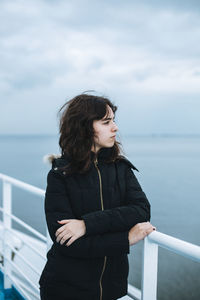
94, 157, 98, 166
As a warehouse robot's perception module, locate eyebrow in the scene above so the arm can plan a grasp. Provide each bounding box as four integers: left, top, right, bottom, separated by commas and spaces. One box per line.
102, 116, 115, 121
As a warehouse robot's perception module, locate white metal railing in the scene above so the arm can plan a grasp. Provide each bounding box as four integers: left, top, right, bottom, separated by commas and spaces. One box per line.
139, 231, 200, 300
0, 173, 200, 300
0, 173, 51, 300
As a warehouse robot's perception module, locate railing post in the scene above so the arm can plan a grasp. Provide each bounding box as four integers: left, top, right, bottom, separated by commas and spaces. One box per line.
141, 236, 158, 300
2, 180, 12, 289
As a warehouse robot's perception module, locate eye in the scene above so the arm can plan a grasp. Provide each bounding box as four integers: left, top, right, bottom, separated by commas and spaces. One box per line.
103, 118, 116, 125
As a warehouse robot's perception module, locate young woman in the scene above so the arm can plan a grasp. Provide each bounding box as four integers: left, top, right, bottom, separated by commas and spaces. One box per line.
39, 93, 155, 300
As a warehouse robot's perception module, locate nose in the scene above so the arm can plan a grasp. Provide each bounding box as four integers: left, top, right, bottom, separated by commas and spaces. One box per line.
112, 121, 118, 132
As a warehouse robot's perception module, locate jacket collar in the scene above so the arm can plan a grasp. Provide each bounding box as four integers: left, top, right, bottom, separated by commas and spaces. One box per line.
90, 147, 112, 161
54, 147, 113, 166
45, 147, 139, 172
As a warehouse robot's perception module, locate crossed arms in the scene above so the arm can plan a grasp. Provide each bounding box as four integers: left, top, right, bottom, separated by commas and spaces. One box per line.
45, 167, 151, 259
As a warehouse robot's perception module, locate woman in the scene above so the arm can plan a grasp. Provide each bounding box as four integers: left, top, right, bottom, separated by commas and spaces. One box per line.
39, 93, 155, 300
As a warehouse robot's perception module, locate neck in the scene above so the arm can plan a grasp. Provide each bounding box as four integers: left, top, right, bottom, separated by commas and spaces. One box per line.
91, 145, 101, 153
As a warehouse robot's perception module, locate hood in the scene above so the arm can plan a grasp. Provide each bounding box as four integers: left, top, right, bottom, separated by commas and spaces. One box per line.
43, 153, 62, 164
43, 150, 139, 172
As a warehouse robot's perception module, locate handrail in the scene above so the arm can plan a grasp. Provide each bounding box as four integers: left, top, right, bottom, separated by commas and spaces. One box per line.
7, 274, 34, 300
3, 208, 46, 242
5, 227, 46, 260
0, 208, 47, 242
1, 263, 40, 299
9, 274, 40, 299
0, 172, 48, 299
140, 231, 200, 300
0, 173, 45, 197
6, 242, 41, 276
148, 231, 200, 262
4, 258, 39, 291
0, 265, 34, 300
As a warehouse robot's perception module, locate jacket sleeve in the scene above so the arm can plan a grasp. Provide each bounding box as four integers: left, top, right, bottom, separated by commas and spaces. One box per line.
45, 170, 130, 258
81, 166, 151, 236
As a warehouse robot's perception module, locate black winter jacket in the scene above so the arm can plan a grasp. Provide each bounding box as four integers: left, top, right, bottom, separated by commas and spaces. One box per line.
39, 147, 151, 300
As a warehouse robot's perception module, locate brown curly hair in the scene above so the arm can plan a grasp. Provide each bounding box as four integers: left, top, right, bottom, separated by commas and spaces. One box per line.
58, 93, 122, 174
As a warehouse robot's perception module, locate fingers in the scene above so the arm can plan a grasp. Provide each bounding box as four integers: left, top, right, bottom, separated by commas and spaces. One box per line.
57, 219, 71, 224
66, 236, 77, 247
56, 225, 71, 242
137, 222, 156, 230
56, 219, 76, 237
55, 223, 76, 245
144, 223, 156, 236
56, 230, 69, 243
56, 221, 72, 237
55, 225, 67, 237
56, 232, 77, 247
135, 222, 156, 238
59, 233, 72, 245
145, 227, 154, 236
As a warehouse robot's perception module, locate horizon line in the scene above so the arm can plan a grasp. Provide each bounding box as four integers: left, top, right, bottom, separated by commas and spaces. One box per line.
1, 133, 200, 137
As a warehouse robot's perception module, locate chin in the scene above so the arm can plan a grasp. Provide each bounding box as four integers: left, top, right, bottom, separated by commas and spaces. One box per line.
104, 143, 115, 148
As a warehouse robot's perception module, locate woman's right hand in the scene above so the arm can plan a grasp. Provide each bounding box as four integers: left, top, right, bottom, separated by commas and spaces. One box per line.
128, 222, 156, 246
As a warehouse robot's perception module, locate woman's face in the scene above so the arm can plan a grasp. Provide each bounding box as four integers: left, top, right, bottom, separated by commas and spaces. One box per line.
92, 105, 118, 153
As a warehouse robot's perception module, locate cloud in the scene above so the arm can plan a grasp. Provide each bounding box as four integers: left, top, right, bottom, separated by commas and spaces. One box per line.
0, 0, 200, 134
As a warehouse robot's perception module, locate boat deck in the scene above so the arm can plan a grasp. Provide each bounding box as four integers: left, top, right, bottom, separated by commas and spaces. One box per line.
0, 270, 25, 300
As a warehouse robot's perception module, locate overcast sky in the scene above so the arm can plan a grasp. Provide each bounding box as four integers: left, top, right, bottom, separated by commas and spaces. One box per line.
0, 0, 200, 135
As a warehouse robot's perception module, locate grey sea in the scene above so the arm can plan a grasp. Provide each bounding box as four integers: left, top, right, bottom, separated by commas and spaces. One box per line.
0, 135, 200, 300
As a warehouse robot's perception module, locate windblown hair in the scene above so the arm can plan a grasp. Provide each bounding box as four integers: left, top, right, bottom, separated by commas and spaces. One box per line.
58, 93, 122, 174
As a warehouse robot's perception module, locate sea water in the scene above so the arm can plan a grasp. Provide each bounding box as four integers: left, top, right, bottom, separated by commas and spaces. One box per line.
0, 135, 200, 300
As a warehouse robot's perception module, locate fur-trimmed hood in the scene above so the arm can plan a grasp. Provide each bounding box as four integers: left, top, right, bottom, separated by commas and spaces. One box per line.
43, 152, 139, 171
43, 153, 62, 164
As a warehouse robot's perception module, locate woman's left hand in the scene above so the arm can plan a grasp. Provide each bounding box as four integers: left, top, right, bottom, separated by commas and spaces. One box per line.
55, 219, 86, 247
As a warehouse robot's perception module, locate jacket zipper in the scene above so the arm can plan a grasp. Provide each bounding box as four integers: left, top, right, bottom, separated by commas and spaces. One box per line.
94, 157, 107, 300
